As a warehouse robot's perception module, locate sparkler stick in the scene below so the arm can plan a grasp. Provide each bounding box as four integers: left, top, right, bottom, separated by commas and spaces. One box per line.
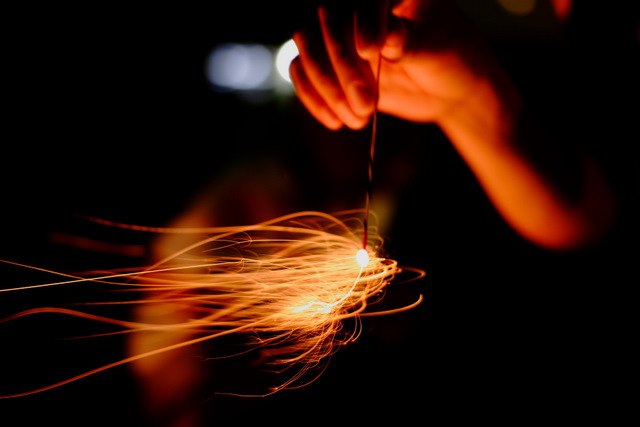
362, 51, 383, 250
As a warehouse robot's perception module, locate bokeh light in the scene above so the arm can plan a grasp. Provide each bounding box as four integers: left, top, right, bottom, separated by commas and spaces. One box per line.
205, 43, 273, 91
275, 39, 298, 84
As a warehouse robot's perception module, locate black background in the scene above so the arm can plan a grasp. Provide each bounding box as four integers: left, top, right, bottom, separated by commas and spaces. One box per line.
1, 1, 638, 425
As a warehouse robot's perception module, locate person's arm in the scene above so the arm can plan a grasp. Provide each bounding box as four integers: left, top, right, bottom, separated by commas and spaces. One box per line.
437, 63, 615, 249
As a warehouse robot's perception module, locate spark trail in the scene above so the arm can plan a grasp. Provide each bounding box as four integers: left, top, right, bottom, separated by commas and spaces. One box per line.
0, 211, 423, 398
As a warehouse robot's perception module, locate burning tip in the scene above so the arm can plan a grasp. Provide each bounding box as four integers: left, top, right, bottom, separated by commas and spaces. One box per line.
355, 249, 370, 268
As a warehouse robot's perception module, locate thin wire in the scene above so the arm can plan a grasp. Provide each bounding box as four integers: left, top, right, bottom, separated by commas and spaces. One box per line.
362, 51, 383, 250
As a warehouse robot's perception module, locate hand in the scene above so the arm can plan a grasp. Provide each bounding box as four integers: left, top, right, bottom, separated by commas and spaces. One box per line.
291, 0, 617, 250
290, 0, 497, 130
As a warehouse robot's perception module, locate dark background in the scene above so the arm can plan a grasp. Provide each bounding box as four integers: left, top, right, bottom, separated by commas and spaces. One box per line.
1, 1, 638, 425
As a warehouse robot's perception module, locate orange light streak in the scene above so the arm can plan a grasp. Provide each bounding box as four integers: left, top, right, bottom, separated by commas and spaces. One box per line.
0, 211, 424, 398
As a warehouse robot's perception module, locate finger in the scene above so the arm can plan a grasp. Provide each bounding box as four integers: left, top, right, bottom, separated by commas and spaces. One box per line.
355, 0, 409, 62
289, 57, 344, 131
354, 0, 393, 59
380, 15, 408, 61
318, 5, 376, 120
293, 27, 368, 130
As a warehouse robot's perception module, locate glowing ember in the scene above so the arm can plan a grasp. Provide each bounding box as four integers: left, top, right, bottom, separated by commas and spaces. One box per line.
0, 211, 423, 398
356, 248, 370, 268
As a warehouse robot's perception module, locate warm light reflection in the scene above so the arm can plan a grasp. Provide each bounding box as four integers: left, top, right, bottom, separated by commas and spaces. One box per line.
0, 211, 424, 398
498, 0, 537, 16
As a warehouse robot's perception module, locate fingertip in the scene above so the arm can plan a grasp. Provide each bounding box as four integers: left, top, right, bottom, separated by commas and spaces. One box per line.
354, 0, 390, 58
334, 101, 370, 130
345, 118, 370, 131
350, 122, 370, 131
354, 38, 382, 62
324, 117, 345, 131
381, 17, 407, 60
314, 105, 345, 131
354, 18, 385, 61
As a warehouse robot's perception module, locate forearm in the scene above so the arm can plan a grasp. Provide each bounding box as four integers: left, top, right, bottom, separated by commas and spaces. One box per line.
437, 70, 615, 250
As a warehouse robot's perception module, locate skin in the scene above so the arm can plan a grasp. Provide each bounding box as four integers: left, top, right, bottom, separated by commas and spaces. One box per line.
290, 0, 616, 250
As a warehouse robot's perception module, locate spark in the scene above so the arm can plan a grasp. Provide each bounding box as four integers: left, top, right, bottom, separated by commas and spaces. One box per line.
0, 211, 424, 398
356, 248, 370, 268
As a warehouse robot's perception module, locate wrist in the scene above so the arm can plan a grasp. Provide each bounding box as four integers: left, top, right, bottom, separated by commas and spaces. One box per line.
436, 66, 523, 151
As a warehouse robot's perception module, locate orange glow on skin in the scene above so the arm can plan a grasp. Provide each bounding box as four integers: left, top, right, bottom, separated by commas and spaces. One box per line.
0, 211, 424, 398
290, 1, 616, 250
438, 73, 615, 250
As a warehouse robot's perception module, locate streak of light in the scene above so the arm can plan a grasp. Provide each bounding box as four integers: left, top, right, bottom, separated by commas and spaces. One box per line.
0, 211, 424, 398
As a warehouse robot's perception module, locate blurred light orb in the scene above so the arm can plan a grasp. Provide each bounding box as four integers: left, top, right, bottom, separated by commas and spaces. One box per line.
206, 43, 272, 90
275, 39, 298, 84
498, 0, 537, 16
355, 249, 370, 268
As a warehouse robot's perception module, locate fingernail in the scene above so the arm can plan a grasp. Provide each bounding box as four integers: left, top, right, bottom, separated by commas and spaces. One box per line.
348, 82, 375, 116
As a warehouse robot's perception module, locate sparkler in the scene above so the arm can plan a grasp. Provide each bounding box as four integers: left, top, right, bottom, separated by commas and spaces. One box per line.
1, 211, 423, 398
1, 27, 425, 399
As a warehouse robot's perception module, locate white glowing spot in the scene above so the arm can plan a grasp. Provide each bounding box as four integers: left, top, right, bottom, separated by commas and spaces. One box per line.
356, 248, 370, 268
275, 39, 298, 84
206, 43, 272, 90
